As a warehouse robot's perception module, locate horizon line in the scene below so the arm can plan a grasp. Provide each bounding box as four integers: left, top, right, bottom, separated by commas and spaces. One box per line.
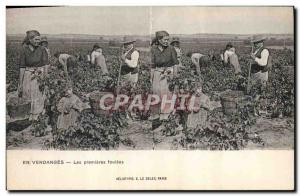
6, 33, 294, 36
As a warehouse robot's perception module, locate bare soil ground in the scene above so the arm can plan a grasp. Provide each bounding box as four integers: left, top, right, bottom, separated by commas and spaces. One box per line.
7, 116, 294, 150
247, 117, 294, 149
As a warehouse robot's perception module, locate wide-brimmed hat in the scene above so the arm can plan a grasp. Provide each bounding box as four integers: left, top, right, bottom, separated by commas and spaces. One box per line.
121, 37, 136, 45
93, 43, 101, 50
251, 35, 266, 43
170, 37, 180, 44
40, 36, 48, 43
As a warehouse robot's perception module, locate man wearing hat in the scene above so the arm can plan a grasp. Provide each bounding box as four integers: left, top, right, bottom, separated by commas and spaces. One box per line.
170, 37, 183, 76
120, 37, 140, 87
91, 44, 108, 74
40, 36, 51, 60
40, 36, 51, 74
250, 35, 271, 89
249, 35, 272, 116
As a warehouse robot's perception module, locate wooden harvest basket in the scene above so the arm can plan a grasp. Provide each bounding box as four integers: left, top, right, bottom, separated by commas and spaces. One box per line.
7, 96, 31, 119
220, 90, 245, 115
89, 91, 114, 116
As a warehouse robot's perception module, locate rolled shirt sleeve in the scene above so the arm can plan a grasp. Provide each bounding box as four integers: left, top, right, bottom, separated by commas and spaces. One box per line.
125, 51, 139, 68
255, 49, 269, 66
224, 51, 229, 64
99, 55, 109, 74
58, 56, 65, 66
191, 54, 199, 65
220, 53, 224, 61
91, 51, 96, 65
59, 54, 69, 67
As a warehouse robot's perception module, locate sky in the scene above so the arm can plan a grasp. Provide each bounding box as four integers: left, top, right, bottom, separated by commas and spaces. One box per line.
6, 6, 294, 35
151, 6, 294, 35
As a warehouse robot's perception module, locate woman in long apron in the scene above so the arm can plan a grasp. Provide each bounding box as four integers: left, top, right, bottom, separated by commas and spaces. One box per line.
18, 30, 49, 127
150, 31, 179, 130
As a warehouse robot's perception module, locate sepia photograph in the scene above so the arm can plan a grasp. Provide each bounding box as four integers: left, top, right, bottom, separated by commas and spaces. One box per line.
6, 6, 294, 151
5, 5, 295, 190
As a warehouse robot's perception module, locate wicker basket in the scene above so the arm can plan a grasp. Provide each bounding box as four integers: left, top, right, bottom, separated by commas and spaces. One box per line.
89, 91, 114, 116
220, 90, 245, 115
7, 96, 31, 119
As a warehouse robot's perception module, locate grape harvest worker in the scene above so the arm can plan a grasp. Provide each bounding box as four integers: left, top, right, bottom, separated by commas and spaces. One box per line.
40, 36, 51, 60
91, 44, 109, 75
223, 43, 241, 74
150, 30, 179, 130
250, 35, 271, 89
170, 37, 183, 76
57, 85, 84, 130
186, 52, 208, 76
120, 38, 140, 87
53, 52, 78, 82
40, 36, 51, 74
186, 82, 211, 129
18, 30, 49, 121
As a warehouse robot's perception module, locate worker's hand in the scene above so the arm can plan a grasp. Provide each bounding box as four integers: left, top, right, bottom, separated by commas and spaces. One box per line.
166, 69, 172, 75
64, 109, 70, 114
64, 104, 72, 114
250, 53, 256, 60
36, 68, 42, 75
121, 54, 126, 61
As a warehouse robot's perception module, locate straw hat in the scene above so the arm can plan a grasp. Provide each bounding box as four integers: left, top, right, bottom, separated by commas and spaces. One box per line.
40, 36, 48, 43
251, 35, 266, 43
170, 37, 180, 45
121, 37, 136, 45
